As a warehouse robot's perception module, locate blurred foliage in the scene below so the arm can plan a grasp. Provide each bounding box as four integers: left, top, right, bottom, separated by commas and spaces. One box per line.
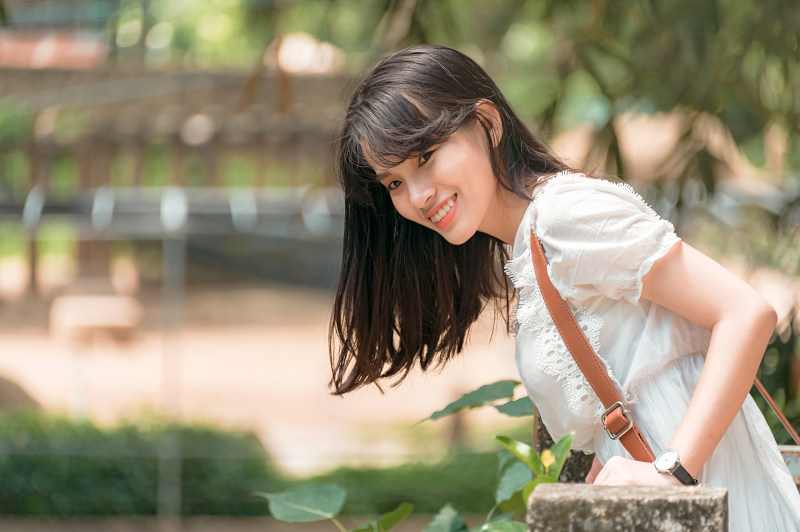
36, 220, 78, 258
753, 309, 800, 445
0, 409, 504, 517
110, 150, 137, 187
50, 155, 78, 200
183, 154, 209, 187
85, 0, 800, 188
1, 0, 796, 188
0, 100, 33, 149
0, 149, 29, 201
307, 452, 497, 516
222, 153, 258, 187
0, 221, 25, 257
140, 143, 171, 187
689, 202, 800, 277
0, 409, 283, 516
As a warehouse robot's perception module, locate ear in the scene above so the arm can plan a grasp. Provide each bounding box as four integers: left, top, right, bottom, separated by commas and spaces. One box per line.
476, 100, 503, 148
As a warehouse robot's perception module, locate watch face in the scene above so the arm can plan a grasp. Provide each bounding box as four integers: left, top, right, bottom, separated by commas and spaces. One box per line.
655, 449, 679, 471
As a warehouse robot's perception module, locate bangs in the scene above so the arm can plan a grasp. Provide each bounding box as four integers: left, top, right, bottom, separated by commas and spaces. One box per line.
351, 93, 475, 172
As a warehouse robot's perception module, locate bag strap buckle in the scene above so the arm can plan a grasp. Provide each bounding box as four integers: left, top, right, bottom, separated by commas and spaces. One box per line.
601, 401, 633, 440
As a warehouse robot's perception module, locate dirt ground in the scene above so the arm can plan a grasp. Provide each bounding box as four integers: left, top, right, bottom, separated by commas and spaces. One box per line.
0, 276, 522, 476
1, 255, 796, 531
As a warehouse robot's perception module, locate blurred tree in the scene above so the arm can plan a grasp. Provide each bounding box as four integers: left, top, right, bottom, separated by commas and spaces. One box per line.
6, 1, 798, 192
191, 0, 797, 189
327, 0, 800, 188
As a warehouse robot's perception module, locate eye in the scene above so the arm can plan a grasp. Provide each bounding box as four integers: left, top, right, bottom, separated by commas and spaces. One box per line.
418, 150, 434, 165
386, 180, 402, 191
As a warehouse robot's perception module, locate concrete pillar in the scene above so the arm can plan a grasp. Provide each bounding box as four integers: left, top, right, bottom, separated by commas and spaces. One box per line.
527, 484, 728, 531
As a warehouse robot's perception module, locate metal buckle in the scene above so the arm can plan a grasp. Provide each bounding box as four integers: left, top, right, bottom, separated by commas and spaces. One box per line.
601, 401, 633, 440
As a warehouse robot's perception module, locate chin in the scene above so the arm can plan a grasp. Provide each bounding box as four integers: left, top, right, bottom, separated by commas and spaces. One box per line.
442, 229, 477, 246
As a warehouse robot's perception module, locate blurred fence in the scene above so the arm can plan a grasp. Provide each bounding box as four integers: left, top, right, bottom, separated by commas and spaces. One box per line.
0, 66, 352, 292
2, 61, 800, 526
0, 65, 351, 524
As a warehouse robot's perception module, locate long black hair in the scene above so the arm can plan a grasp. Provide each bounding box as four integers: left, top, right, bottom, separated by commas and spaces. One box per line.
329, 45, 572, 394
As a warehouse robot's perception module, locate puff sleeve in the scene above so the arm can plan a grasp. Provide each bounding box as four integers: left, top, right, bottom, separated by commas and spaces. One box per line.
532, 176, 680, 306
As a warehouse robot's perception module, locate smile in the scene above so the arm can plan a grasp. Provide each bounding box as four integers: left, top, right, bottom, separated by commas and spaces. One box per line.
430, 198, 455, 223
428, 195, 457, 228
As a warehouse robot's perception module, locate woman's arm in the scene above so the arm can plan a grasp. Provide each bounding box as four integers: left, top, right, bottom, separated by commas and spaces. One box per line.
592, 240, 777, 486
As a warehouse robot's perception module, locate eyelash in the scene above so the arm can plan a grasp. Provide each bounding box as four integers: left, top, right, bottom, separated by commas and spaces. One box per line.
385, 150, 435, 191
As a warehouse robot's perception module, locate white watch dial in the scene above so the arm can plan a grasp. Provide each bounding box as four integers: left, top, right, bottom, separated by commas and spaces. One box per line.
655, 449, 679, 471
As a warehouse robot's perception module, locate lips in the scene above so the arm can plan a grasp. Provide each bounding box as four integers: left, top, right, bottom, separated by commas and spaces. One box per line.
427, 195, 457, 229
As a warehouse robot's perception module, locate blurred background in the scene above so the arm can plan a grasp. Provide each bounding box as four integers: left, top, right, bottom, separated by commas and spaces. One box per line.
0, 0, 798, 530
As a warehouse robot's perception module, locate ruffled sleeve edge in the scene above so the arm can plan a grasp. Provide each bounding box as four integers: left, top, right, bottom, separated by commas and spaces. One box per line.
628, 230, 681, 305
530, 173, 683, 305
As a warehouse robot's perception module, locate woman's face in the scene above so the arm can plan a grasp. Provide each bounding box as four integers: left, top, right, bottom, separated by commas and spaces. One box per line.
367, 119, 503, 245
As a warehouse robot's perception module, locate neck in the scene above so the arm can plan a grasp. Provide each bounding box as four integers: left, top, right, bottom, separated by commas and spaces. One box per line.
480, 184, 532, 245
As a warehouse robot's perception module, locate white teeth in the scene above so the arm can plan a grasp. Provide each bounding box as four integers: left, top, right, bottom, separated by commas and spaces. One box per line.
430, 198, 455, 223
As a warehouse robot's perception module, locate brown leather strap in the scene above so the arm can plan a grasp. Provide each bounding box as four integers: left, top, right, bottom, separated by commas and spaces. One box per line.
529, 229, 655, 461
529, 228, 800, 459
754, 378, 800, 446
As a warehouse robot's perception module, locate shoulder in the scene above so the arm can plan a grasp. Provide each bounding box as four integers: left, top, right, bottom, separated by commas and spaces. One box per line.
529, 172, 666, 235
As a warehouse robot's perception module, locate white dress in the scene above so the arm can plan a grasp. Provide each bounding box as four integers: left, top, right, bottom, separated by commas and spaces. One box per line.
505, 171, 800, 531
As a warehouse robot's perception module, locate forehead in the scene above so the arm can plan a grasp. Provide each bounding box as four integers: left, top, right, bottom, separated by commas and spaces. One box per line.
361, 141, 407, 176
350, 93, 458, 177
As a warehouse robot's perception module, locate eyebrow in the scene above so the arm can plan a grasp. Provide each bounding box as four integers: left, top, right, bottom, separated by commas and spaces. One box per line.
375, 171, 390, 180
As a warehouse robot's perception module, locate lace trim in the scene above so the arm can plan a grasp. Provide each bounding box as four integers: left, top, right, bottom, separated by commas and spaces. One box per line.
505, 237, 631, 422
630, 224, 681, 303
527, 172, 676, 236
506, 172, 650, 419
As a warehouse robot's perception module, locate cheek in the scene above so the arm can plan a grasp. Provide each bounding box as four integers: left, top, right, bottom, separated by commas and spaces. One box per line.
390, 194, 417, 223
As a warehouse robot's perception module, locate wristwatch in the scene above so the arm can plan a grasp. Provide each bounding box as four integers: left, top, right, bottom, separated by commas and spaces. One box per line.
653, 448, 699, 486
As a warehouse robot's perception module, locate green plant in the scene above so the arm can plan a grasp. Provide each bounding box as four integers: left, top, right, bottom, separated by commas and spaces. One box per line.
260, 380, 572, 530
491, 433, 574, 519
257, 484, 413, 532
0, 409, 283, 516
426, 381, 573, 523
426, 380, 534, 422
309, 452, 497, 515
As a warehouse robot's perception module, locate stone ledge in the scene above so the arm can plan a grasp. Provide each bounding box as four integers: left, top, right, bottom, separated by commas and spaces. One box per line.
527, 484, 728, 532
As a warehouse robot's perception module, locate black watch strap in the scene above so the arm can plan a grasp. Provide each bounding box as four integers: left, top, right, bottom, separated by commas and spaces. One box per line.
671, 463, 699, 486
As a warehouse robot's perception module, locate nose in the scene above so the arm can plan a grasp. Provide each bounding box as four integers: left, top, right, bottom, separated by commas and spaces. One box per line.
408, 179, 435, 210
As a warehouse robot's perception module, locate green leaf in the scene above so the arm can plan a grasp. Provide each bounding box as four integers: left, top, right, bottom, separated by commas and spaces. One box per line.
548, 432, 575, 479
472, 511, 517, 532
256, 484, 346, 523
496, 450, 516, 477
476, 521, 527, 532
424, 504, 469, 532
428, 380, 520, 421
495, 461, 533, 504
521, 477, 556, 504
493, 436, 544, 476
494, 397, 535, 417
497, 490, 526, 519
352, 502, 414, 532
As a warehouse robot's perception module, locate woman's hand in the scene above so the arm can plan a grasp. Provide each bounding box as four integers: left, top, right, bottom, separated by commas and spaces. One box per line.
639, 241, 777, 476
585, 456, 603, 483
591, 456, 682, 487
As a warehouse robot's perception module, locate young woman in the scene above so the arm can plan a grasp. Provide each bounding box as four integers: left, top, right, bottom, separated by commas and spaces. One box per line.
328, 44, 800, 530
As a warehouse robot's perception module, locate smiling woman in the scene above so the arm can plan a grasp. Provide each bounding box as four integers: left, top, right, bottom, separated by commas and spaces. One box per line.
368, 115, 519, 245
328, 45, 800, 531
332, 45, 570, 396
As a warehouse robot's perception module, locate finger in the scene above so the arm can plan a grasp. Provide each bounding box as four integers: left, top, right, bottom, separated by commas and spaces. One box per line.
585, 456, 602, 483
593, 464, 610, 485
